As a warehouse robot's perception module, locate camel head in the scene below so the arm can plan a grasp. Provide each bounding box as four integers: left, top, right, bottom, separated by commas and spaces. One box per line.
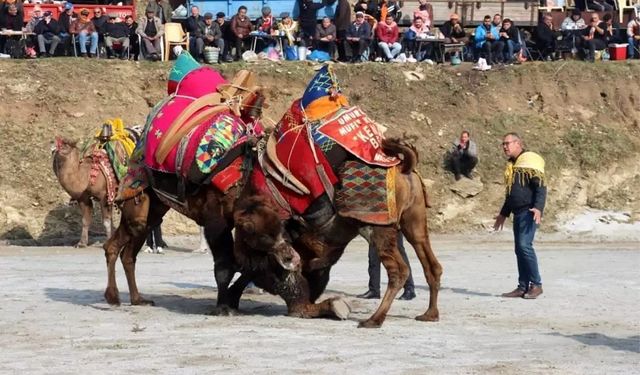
52, 136, 79, 157
234, 195, 301, 272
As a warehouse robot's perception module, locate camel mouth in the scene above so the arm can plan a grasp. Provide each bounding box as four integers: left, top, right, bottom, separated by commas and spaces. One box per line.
273, 243, 301, 272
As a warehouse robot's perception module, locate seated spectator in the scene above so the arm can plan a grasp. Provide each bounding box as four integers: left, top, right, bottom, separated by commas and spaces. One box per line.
315, 16, 337, 57
413, 0, 431, 28
71, 9, 98, 58
299, 0, 336, 47
255, 6, 275, 51
492, 13, 502, 29
0, 4, 23, 54
582, 13, 608, 62
536, 14, 561, 60
561, 8, 586, 30
185, 5, 203, 57
35, 11, 61, 57
495, 18, 520, 64
91, 7, 109, 37
277, 12, 299, 50
57, 2, 77, 56
346, 11, 371, 62
136, 7, 164, 61
474, 15, 500, 64
404, 16, 428, 61
375, 13, 401, 61
104, 14, 129, 59
441, 13, 468, 44
449, 130, 478, 181
231, 5, 252, 61
124, 15, 138, 60
602, 13, 622, 43
25, 6, 43, 33
216, 12, 234, 62
196, 12, 224, 63
627, 8, 640, 59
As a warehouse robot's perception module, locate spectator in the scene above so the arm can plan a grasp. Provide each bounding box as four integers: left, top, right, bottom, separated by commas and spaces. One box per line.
255, 6, 275, 51
357, 234, 416, 301
197, 12, 223, 63
277, 12, 299, 50
449, 130, 478, 180
334, 0, 352, 61
441, 12, 468, 44
35, 11, 61, 57
124, 15, 138, 60
492, 13, 502, 29
381, 0, 403, 23
581, 13, 608, 62
494, 132, 547, 300
186, 5, 203, 57
143, 225, 168, 254
315, 16, 337, 57
216, 12, 234, 62
230, 5, 252, 60
136, 6, 164, 61
404, 16, 428, 61
376, 13, 401, 61
71, 8, 98, 58
413, 0, 431, 28
474, 14, 500, 64
536, 14, 560, 60
57, 2, 77, 56
25, 6, 43, 33
602, 13, 620, 43
346, 11, 371, 62
0, 4, 22, 54
104, 14, 129, 59
298, 0, 336, 46
627, 8, 640, 59
561, 8, 586, 30
146, 0, 173, 24
495, 18, 520, 64
91, 7, 109, 36
354, 0, 378, 19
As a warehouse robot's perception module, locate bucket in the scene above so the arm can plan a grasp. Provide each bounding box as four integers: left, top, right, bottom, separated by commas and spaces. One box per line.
204, 47, 220, 64
297, 46, 307, 61
608, 43, 628, 60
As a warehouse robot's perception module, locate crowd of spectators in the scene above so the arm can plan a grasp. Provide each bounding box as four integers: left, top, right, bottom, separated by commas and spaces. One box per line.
1, 0, 639, 63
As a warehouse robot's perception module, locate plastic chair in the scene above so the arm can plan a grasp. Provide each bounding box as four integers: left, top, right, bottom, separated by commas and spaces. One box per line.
138, 34, 165, 60
163, 22, 189, 61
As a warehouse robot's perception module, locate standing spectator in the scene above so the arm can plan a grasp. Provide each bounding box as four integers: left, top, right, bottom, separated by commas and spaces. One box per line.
495, 18, 520, 64
298, 0, 336, 46
536, 14, 561, 60
354, 0, 379, 19
346, 11, 371, 62
125, 15, 139, 60
277, 12, 299, 50
230, 6, 252, 60
57, 2, 77, 56
70, 8, 98, 58
413, 0, 431, 28
197, 12, 224, 63
143, 225, 168, 254
136, 7, 164, 61
186, 5, 203, 57
492, 13, 502, 29
441, 12, 468, 44
581, 13, 608, 62
449, 130, 478, 180
475, 14, 500, 64
104, 14, 129, 59
376, 13, 401, 61
357, 234, 416, 301
0, 4, 22, 54
494, 132, 547, 300
216, 12, 234, 62
315, 16, 337, 57
91, 7, 109, 36
146, 0, 173, 23
334, 0, 352, 61
627, 8, 640, 59
380, 0, 403, 23
35, 11, 61, 57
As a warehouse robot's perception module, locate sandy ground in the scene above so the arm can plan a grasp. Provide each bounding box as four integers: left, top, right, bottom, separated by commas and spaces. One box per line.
0, 234, 638, 375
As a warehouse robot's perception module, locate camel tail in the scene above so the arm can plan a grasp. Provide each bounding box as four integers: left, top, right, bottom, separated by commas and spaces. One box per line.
381, 137, 418, 174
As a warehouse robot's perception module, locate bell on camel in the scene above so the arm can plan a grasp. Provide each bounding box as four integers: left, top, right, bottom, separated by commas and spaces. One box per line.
99, 123, 113, 141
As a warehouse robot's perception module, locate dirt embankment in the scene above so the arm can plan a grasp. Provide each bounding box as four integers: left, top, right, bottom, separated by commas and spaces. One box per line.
0, 60, 639, 244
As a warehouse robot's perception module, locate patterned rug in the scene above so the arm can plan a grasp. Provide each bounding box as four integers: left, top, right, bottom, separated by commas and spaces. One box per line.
335, 160, 397, 225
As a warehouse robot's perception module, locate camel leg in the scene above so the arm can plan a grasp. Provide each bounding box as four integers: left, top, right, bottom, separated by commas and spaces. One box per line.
101, 201, 113, 240
76, 197, 93, 248
401, 199, 443, 322
103, 223, 130, 305
284, 272, 350, 320
206, 226, 240, 316
358, 226, 409, 328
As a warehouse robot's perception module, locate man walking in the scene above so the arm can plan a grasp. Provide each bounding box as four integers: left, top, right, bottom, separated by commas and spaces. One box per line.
493, 132, 546, 299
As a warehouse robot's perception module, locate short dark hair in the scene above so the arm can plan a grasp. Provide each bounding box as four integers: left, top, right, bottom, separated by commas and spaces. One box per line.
494, 13, 501, 17
461, 130, 470, 137
484, 15, 491, 21
503, 18, 512, 24
603, 13, 612, 21
238, 5, 247, 12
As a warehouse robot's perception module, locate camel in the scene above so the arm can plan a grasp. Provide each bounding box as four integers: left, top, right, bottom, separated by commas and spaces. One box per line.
234, 138, 443, 328
52, 137, 114, 247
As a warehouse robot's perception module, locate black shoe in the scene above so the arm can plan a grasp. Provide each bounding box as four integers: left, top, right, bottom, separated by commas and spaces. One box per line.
398, 289, 416, 300
224, 56, 234, 62
356, 290, 380, 299
463, 172, 473, 179
81, 53, 88, 58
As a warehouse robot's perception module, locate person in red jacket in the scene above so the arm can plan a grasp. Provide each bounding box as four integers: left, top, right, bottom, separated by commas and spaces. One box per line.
376, 13, 401, 61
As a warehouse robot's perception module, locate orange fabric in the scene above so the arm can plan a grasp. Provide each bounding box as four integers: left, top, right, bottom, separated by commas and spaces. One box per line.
380, 3, 388, 22
304, 95, 349, 121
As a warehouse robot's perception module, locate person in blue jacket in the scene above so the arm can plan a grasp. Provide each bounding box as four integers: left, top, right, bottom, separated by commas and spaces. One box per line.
474, 14, 500, 64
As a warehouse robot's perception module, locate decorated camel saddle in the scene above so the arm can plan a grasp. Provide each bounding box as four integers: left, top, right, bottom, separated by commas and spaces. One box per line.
117, 52, 266, 207
254, 65, 402, 225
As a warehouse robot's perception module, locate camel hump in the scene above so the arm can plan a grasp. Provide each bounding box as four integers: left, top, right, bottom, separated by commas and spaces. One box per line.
381, 138, 418, 174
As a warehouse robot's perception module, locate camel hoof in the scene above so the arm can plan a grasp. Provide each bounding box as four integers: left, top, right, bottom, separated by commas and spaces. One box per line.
104, 288, 121, 306
131, 297, 155, 306
415, 310, 439, 322
74, 242, 87, 248
330, 298, 351, 320
208, 305, 239, 316
358, 319, 382, 328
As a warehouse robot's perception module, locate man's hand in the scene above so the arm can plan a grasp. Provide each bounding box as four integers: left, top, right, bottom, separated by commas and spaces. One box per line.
529, 208, 542, 224
493, 215, 506, 231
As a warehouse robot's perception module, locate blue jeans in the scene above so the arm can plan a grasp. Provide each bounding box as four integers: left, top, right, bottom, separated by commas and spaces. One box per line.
378, 41, 402, 60
628, 37, 639, 59
78, 31, 98, 54
504, 40, 521, 61
512, 210, 541, 290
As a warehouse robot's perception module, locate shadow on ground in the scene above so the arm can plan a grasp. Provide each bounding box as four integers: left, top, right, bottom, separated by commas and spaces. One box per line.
549, 332, 640, 353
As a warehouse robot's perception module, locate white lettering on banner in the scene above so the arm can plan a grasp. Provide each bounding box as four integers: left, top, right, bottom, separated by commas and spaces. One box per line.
354, 125, 380, 148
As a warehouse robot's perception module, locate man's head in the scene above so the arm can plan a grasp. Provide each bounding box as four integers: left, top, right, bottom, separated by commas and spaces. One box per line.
493, 13, 501, 26
80, 8, 90, 18
64, 2, 73, 13
8, 4, 17, 15
33, 7, 42, 17
483, 15, 492, 26
322, 16, 331, 28
414, 16, 424, 28
191, 5, 199, 17
262, 6, 271, 17
571, 8, 581, 20
503, 18, 512, 29
543, 14, 553, 27
355, 11, 365, 22
590, 13, 600, 23
44, 10, 53, 20
108, 14, 117, 23
146, 7, 155, 19
603, 13, 612, 24
237, 6, 247, 17
460, 130, 470, 144
125, 15, 134, 25
204, 12, 213, 24
449, 13, 460, 24
94, 7, 103, 18
502, 132, 523, 158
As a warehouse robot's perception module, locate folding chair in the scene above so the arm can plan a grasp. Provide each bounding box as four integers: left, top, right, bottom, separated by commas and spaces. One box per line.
72, 33, 100, 58
163, 22, 189, 61
138, 34, 164, 60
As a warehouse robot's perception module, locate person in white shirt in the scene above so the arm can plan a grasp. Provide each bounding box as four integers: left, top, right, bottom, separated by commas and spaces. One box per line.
627, 8, 640, 59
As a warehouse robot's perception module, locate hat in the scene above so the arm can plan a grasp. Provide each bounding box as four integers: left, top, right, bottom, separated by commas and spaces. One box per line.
355, 11, 364, 17
145, 6, 155, 13
64, 2, 73, 10
43, 10, 52, 16
449, 13, 459, 19
280, 12, 290, 18
80, 8, 89, 15
204, 12, 213, 19
216, 11, 225, 18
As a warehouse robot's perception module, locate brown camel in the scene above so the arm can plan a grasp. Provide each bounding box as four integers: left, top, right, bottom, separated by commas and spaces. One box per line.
234, 138, 443, 328
52, 137, 114, 247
